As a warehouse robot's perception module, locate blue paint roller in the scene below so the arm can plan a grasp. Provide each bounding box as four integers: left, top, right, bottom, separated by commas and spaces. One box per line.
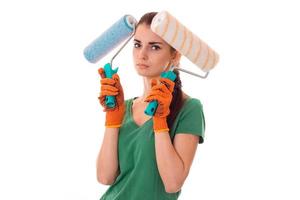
83, 15, 137, 108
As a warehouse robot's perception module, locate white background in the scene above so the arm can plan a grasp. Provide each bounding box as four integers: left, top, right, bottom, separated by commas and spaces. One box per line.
0, 0, 299, 199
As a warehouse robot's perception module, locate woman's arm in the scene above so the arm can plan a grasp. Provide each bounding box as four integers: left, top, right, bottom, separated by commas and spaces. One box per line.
96, 127, 120, 185
155, 132, 199, 193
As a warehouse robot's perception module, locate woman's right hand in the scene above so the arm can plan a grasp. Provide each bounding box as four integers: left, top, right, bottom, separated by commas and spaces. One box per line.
98, 67, 125, 128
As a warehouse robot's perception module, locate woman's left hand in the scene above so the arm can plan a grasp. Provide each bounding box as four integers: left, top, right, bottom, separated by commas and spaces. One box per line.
144, 77, 175, 133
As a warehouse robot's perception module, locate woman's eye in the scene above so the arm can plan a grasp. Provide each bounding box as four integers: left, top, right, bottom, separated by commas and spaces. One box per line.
151, 45, 161, 50
134, 43, 160, 50
134, 43, 141, 48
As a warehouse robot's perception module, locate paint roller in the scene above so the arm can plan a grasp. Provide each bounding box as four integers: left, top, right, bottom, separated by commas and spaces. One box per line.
83, 11, 219, 116
144, 11, 220, 116
83, 15, 137, 108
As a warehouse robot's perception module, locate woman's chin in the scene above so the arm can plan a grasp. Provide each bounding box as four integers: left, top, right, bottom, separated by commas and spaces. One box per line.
136, 70, 151, 76
135, 68, 162, 77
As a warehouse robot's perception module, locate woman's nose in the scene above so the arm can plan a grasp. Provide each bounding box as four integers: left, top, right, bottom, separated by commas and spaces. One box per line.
138, 47, 148, 60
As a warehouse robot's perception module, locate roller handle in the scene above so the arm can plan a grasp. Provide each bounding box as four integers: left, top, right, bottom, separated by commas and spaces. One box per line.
144, 70, 177, 116
103, 63, 119, 108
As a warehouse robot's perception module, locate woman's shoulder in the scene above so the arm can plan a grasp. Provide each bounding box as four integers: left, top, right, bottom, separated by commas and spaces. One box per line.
178, 95, 204, 120
182, 94, 203, 109
177, 95, 205, 123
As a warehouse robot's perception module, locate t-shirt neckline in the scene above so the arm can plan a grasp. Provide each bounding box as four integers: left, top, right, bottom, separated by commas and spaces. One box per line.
129, 97, 152, 128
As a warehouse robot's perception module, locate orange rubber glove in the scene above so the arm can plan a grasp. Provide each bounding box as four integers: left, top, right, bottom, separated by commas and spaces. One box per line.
98, 67, 125, 128
144, 77, 175, 133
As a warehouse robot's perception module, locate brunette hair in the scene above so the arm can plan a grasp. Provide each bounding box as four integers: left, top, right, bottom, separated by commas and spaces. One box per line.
137, 12, 187, 132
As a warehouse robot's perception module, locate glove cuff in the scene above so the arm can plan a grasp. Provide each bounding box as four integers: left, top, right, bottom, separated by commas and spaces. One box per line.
153, 117, 169, 133
105, 103, 125, 127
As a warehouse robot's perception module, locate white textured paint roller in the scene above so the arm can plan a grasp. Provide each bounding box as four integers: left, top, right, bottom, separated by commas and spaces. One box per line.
151, 11, 219, 72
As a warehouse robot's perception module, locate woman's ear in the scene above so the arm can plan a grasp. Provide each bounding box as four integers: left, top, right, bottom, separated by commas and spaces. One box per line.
172, 51, 182, 66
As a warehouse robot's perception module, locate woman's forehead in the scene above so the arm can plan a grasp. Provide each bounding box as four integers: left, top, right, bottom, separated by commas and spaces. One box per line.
134, 24, 166, 44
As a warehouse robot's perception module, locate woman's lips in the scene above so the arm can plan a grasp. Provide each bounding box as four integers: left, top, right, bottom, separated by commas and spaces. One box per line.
137, 63, 149, 68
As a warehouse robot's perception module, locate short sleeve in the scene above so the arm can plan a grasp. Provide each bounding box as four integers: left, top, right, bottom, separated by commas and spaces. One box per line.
174, 98, 206, 144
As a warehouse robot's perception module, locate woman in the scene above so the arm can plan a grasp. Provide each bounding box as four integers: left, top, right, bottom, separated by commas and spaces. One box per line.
96, 12, 205, 200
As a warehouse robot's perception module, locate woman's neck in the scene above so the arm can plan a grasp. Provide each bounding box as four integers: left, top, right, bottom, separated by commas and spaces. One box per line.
133, 76, 155, 104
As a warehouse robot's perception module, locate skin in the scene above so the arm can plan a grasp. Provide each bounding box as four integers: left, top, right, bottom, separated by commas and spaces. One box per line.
132, 23, 181, 102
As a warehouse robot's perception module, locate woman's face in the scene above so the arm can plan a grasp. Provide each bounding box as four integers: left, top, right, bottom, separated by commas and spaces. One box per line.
133, 23, 174, 78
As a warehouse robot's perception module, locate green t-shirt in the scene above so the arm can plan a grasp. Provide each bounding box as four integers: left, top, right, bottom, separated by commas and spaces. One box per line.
100, 97, 205, 200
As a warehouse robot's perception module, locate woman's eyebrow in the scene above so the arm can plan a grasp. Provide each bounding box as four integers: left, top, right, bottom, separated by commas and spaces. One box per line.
134, 39, 163, 45
149, 42, 163, 45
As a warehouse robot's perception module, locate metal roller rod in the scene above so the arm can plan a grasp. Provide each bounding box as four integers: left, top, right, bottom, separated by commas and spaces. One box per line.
110, 26, 136, 67
175, 67, 209, 79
